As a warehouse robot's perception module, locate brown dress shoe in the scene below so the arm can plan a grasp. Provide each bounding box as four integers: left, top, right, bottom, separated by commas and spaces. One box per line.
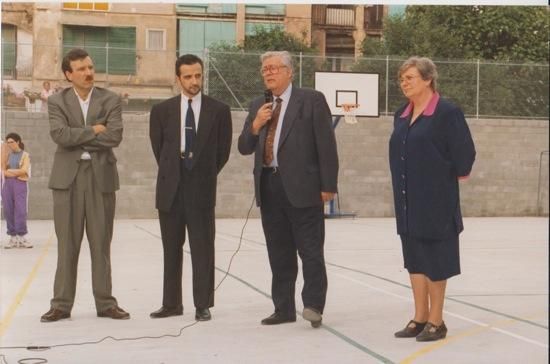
150, 306, 183, 319
416, 321, 448, 342
394, 320, 427, 338
41, 308, 71, 323
97, 306, 130, 320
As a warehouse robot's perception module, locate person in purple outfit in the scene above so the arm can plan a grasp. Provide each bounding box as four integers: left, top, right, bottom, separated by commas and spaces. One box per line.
1, 132, 32, 249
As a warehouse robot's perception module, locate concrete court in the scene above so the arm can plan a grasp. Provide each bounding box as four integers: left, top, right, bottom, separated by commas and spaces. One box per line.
0, 217, 548, 364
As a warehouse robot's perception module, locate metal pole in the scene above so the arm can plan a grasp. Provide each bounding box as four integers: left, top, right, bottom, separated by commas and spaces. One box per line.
105, 43, 109, 88
385, 55, 389, 116
476, 59, 480, 119
203, 48, 209, 95
299, 52, 303, 88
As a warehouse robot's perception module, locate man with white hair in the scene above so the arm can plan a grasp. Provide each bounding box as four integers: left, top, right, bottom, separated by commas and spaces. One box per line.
238, 51, 339, 328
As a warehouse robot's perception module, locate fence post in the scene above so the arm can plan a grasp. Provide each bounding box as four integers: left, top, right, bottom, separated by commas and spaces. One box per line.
476, 59, 480, 119
105, 43, 109, 88
385, 55, 389, 116
299, 52, 303, 88
203, 48, 209, 95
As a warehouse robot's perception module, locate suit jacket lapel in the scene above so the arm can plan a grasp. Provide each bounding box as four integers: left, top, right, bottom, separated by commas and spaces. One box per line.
192, 94, 215, 162
278, 87, 301, 149
87, 88, 101, 125
171, 95, 182, 151
65, 89, 86, 126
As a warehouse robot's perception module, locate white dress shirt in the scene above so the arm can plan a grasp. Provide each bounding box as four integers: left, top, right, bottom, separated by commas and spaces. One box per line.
180, 92, 202, 154
75, 88, 94, 160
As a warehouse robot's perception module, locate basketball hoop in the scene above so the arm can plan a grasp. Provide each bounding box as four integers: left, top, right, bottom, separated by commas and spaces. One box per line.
341, 103, 359, 125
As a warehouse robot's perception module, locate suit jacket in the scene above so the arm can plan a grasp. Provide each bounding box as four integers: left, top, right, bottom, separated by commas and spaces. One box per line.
149, 94, 232, 212
48, 87, 123, 192
238, 86, 338, 208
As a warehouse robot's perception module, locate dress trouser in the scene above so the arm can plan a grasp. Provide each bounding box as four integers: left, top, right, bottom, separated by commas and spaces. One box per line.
260, 168, 327, 317
50, 160, 118, 313
158, 162, 215, 310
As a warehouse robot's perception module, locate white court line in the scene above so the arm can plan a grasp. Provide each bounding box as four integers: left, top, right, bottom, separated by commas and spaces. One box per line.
329, 270, 548, 349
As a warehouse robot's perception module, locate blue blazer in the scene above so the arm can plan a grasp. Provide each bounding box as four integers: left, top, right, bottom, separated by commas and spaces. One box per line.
389, 94, 476, 239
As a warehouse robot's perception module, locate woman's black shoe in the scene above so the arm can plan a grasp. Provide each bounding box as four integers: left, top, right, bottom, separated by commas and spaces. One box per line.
394, 320, 427, 338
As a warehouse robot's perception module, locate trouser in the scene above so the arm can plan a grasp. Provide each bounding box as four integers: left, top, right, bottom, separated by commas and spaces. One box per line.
158, 162, 215, 310
1, 177, 28, 236
260, 168, 328, 317
50, 160, 118, 312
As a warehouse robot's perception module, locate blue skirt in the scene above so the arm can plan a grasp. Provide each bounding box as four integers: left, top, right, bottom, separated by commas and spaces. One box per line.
400, 234, 460, 281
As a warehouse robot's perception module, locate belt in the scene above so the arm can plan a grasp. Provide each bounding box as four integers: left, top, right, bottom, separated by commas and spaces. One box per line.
262, 166, 279, 174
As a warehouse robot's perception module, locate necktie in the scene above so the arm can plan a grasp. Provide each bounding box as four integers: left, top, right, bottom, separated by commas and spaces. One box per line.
184, 98, 196, 169
263, 97, 283, 166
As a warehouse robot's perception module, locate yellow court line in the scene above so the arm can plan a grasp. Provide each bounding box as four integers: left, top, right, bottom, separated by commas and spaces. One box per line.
399, 314, 548, 364
0, 232, 55, 337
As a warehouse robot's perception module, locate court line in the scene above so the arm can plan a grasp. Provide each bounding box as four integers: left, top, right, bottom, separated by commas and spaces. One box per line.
399, 314, 548, 364
0, 233, 55, 337
136, 225, 395, 363
217, 230, 548, 330
329, 270, 548, 349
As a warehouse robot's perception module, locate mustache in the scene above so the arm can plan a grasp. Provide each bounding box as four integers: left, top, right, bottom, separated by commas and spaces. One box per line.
85, 76, 94, 81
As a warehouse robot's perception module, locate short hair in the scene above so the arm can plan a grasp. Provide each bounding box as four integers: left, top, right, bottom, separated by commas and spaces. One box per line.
175, 54, 204, 76
260, 51, 294, 73
398, 56, 438, 91
5, 132, 24, 150
62, 48, 90, 76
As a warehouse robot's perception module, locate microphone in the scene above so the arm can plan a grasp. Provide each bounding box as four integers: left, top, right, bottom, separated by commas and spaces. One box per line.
264, 89, 273, 104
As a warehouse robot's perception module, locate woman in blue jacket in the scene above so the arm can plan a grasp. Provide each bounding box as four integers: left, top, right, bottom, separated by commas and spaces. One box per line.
390, 57, 476, 341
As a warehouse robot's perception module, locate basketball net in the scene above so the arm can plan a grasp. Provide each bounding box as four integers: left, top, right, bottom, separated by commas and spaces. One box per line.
341, 103, 358, 125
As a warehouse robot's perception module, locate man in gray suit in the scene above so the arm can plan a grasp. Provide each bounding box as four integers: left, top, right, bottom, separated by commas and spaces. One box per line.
149, 54, 232, 321
238, 51, 339, 328
41, 48, 129, 322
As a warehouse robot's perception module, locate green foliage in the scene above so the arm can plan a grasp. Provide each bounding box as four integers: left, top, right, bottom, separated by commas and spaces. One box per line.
357, 6, 549, 118
207, 26, 324, 109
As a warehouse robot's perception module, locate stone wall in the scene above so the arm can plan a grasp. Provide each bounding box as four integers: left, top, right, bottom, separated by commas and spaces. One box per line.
2, 111, 548, 219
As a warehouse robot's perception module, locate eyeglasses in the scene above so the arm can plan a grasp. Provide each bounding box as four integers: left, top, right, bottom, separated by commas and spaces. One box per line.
399, 75, 421, 84
261, 65, 287, 75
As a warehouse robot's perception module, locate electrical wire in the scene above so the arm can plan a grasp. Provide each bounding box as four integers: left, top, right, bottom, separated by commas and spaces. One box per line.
0, 195, 257, 363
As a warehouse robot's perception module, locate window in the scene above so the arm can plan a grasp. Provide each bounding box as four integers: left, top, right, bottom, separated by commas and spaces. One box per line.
178, 19, 236, 54
176, 4, 236, 15
1, 23, 16, 78
245, 4, 285, 16
146, 29, 166, 51
63, 25, 136, 75
63, 3, 109, 11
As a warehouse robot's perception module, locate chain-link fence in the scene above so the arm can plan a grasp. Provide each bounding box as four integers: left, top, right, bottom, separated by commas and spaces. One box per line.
2, 43, 548, 119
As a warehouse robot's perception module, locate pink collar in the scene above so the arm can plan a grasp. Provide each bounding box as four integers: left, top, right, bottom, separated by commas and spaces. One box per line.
400, 92, 440, 118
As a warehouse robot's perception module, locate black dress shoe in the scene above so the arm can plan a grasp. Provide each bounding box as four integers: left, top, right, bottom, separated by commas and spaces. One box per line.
416, 321, 448, 342
150, 306, 183, 319
40, 308, 71, 323
394, 320, 427, 338
97, 306, 130, 320
195, 308, 211, 321
261, 312, 296, 325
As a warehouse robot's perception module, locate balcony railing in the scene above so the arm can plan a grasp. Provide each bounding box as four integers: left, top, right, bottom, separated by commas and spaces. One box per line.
364, 5, 384, 32
312, 5, 356, 28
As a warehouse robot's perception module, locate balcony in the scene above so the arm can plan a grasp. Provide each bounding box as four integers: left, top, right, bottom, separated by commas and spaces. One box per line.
364, 5, 384, 32
312, 5, 356, 29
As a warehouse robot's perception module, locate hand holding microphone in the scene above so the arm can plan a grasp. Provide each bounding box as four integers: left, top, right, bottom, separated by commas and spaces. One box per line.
251, 90, 274, 135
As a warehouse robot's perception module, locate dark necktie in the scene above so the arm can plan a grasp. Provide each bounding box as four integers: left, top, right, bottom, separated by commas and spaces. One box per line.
263, 97, 283, 166
184, 98, 196, 169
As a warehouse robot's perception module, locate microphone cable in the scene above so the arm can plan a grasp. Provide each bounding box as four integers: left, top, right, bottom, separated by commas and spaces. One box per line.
0, 195, 257, 363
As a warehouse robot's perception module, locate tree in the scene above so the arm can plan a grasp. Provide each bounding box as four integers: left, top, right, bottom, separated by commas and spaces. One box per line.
207, 27, 325, 109
358, 6, 549, 118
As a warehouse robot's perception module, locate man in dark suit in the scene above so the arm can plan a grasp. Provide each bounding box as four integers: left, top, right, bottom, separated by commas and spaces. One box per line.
41, 48, 129, 322
238, 51, 338, 328
149, 54, 232, 321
